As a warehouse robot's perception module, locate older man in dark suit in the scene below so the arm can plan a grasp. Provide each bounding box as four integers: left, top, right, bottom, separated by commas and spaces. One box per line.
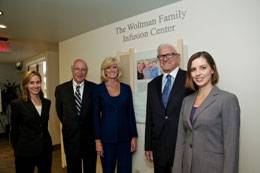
55, 59, 97, 173
145, 44, 190, 173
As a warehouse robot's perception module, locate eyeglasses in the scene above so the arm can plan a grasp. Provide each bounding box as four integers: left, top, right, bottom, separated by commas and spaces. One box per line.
157, 52, 179, 60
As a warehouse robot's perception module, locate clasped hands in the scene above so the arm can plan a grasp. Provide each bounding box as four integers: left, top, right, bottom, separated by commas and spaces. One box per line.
95, 137, 138, 157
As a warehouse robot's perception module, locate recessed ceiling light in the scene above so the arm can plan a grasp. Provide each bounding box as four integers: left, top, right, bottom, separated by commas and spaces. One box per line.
0, 24, 7, 29
0, 11, 3, 15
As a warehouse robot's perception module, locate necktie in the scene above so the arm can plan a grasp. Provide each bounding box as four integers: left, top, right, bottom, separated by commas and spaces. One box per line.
162, 75, 172, 108
75, 85, 81, 116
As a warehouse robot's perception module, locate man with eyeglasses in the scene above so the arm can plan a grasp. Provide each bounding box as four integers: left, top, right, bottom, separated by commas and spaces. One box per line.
145, 44, 190, 173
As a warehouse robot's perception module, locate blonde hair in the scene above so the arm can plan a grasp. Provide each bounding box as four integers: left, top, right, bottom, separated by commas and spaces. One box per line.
21, 71, 43, 101
101, 57, 122, 82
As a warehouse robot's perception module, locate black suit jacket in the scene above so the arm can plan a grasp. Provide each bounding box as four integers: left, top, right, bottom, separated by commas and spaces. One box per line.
10, 97, 52, 157
55, 80, 96, 157
145, 69, 189, 166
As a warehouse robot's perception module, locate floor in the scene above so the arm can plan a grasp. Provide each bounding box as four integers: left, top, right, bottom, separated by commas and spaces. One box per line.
0, 135, 67, 173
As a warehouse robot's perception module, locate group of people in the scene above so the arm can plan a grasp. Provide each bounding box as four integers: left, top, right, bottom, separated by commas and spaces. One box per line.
145, 44, 240, 173
10, 43, 240, 173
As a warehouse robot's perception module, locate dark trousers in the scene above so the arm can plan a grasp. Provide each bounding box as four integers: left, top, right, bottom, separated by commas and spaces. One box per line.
15, 150, 52, 173
101, 142, 132, 173
66, 152, 97, 173
154, 163, 172, 173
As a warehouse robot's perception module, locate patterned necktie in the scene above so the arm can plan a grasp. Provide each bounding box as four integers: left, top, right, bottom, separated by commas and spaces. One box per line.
75, 85, 81, 116
162, 75, 172, 108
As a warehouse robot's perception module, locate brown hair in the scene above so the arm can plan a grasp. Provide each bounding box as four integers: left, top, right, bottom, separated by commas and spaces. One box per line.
21, 71, 43, 101
186, 51, 219, 90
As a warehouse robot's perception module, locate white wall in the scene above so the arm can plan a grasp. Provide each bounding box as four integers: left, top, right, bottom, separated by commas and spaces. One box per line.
59, 0, 260, 172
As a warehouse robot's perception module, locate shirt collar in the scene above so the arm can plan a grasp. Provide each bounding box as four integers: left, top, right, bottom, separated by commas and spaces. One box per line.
72, 80, 84, 88
163, 67, 179, 79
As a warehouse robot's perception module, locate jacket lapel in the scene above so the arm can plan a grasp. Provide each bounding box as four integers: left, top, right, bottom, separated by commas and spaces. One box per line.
81, 80, 89, 111
40, 98, 48, 118
185, 94, 196, 129
155, 75, 164, 109
192, 86, 219, 125
26, 100, 41, 121
101, 82, 120, 108
166, 70, 183, 111
68, 81, 78, 117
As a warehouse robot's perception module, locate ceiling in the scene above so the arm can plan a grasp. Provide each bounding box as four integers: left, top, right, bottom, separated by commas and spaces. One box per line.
0, 0, 180, 63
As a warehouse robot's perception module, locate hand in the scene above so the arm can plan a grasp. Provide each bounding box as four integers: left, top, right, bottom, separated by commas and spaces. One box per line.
145, 150, 153, 162
130, 137, 137, 152
95, 140, 104, 157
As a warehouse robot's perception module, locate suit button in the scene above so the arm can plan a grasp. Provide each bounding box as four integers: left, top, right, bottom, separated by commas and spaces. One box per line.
190, 144, 192, 148
165, 116, 168, 119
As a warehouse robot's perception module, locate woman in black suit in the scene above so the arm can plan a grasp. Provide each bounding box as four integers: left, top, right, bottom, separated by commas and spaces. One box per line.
10, 71, 52, 173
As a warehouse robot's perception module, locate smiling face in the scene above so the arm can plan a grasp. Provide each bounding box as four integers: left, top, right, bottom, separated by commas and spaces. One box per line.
190, 57, 214, 89
101, 57, 122, 82
105, 63, 119, 80
158, 45, 180, 73
26, 75, 42, 97
71, 59, 88, 84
